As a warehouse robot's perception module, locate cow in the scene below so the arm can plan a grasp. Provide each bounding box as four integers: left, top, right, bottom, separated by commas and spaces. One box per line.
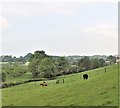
56, 80, 59, 84
83, 74, 88, 80
63, 79, 64, 83
40, 83, 43, 86
40, 81, 48, 86
105, 68, 107, 72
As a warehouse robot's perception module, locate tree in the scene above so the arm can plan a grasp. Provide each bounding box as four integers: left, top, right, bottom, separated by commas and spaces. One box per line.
90, 58, 100, 69
29, 50, 49, 62
57, 57, 70, 75
107, 55, 116, 64
24, 53, 32, 62
28, 50, 49, 78
0, 55, 13, 62
19, 56, 26, 63
38, 58, 57, 78
69, 65, 79, 73
78, 57, 90, 71
99, 59, 105, 67
28, 60, 40, 78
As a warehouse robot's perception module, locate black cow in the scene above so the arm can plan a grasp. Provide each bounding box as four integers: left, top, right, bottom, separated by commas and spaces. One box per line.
83, 74, 88, 80
105, 68, 107, 72
63, 79, 64, 83
56, 80, 59, 84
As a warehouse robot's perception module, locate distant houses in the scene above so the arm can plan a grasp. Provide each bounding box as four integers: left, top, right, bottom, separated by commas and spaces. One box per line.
105, 61, 111, 65
116, 59, 120, 64
115, 55, 120, 64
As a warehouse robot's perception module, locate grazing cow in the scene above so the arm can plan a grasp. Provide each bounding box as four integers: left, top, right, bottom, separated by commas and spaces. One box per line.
56, 80, 59, 84
40, 81, 48, 86
105, 68, 107, 72
40, 83, 43, 86
43, 83, 47, 86
40, 83, 47, 86
83, 74, 88, 80
63, 79, 64, 83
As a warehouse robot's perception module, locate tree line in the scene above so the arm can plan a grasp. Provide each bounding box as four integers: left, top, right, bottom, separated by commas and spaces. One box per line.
28, 50, 117, 79
1, 63, 27, 82
0, 53, 32, 63
1, 50, 117, 82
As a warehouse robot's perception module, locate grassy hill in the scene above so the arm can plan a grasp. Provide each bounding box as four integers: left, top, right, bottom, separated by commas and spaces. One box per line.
1, 64, 119, 106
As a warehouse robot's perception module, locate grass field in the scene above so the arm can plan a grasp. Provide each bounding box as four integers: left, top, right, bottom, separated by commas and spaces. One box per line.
1, 64, 119, 106
5, 72, 32, 83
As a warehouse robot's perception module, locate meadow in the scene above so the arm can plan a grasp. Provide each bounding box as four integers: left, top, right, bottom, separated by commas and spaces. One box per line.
1, 64, 119, 106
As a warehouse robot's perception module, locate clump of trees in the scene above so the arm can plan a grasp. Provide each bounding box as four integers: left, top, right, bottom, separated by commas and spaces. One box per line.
1, 50, 117, 82
39, 58, 57, 78
2, 63, 27, 81
28, 51, 72, 79
28, 50, 112, 79
0, 53, 32, 63
56, 57, 70, 75
77, 57, 105, 71
106, 55, 117, 64
28, 50, 55, 78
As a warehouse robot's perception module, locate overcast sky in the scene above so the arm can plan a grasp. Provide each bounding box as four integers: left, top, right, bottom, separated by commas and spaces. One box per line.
0, 0, 118, 57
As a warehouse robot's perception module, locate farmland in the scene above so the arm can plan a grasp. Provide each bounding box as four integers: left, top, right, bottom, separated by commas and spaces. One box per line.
1, 64, 119, 106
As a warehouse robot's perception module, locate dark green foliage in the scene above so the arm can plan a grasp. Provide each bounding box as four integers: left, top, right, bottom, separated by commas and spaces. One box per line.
0, 53, 32, 63
1, 50, 115, 81
78, 57, 91, 71
107, 55, 117, 64
38, 58, 57, 78
69, 65, 79, 73
2, 63, 27, 78
56, 57, 70, 75
1, 79, 42, 88
18, 56, 26, 63
0, 55, 13, 62
24, 53, 32, 62
28, 51, 110, 78
29, 50, 49, 62
28, 59, 40, 78
28, 50, 50, 78
99, 59, 105, 67
0, 72, 6, 82
90, 58, 100, 69
77, 57, 106, 71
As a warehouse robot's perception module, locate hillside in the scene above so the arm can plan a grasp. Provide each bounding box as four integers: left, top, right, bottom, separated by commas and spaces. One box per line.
2, 64, 119, 106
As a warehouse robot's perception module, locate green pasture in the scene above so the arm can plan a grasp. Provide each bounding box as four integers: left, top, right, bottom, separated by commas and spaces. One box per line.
2, 64, 119, 106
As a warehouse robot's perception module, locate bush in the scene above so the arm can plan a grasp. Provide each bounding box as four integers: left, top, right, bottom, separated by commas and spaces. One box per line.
0, 73, 6, 82
2, 63, 27, 79
1, 78, 44, 89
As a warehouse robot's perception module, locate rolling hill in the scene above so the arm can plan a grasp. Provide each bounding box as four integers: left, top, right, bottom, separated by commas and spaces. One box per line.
1, 64, 119, 107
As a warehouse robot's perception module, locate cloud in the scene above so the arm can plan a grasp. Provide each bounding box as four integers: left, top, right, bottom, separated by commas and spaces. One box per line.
74, 23, 117, 39
2, 1, 118, 17
0, 18, 9, 30
3, 1, 115, 17
1, 2, 82, 16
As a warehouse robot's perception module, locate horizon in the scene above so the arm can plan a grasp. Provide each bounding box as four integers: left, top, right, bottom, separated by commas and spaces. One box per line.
0, 50, 118, 58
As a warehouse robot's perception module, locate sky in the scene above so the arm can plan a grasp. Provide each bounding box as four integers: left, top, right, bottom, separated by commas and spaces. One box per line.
0, 0, 118, 57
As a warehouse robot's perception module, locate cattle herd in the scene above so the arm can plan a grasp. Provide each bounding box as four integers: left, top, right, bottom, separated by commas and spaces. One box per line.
40, 74, 89, 87
40, 81, 47, 86
40, 67, 107, 86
